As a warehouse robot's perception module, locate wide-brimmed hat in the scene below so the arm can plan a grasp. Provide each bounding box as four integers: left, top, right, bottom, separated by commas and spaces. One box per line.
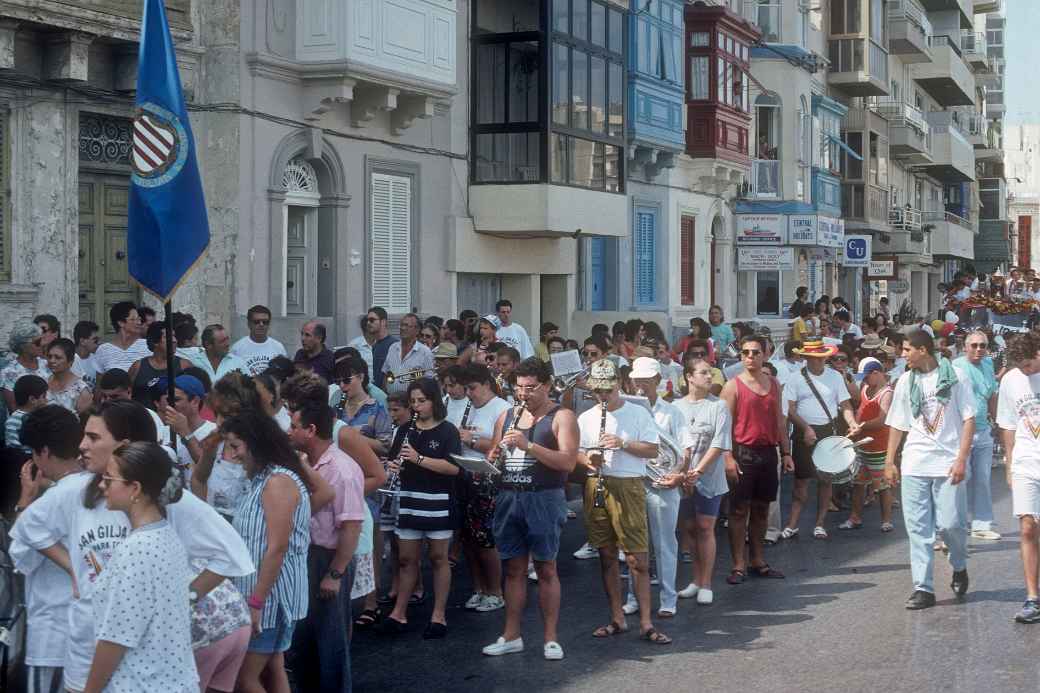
630, 357, 661, 379
794, 338, 838, 359
433, 342, 458, 359
586, 358, 619, 390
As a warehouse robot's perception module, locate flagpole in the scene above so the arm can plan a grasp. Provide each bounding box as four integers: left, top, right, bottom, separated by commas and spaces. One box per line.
164, 300, 177, 450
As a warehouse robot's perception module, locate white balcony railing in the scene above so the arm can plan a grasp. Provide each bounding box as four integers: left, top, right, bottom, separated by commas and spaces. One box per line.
923, 210, 972, 230
925, 110, 969, 140
888, 0, 933, 39
876, 100, 929, 134
890, 207, 923, 231
751, 159, 780, 198
961, 30, 987, 55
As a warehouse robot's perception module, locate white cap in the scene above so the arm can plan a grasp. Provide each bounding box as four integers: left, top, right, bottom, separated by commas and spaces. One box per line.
630, 357, 661, 379
858, 357, 883, 375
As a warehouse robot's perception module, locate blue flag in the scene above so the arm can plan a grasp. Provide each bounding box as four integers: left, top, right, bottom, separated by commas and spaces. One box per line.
128, 0, 209, 300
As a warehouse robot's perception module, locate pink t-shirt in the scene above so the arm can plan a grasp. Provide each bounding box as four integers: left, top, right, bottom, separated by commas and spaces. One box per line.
309, 444, 366, 550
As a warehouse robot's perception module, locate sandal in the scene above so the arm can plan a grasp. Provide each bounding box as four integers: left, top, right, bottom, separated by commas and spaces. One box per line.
748, 564, 786, 579
354, 608, 381, 629
409, 592, 427, 606
813, 526, 828, 539
880, 522, 895, 533
592, 621, 629, 638
640, 628, 672, 645
378, 593, 396, 607
838, 519, 863, 530
780, 527, 799, 540
726, 569, 746, 585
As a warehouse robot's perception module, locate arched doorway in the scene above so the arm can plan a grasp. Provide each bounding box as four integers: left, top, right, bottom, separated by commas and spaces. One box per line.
282, 159, 320, 316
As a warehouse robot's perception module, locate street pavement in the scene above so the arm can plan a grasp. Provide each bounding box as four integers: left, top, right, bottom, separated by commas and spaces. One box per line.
352, 465, 1040, 693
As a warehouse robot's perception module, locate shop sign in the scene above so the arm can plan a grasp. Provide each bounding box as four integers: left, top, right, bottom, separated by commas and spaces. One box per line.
843, 235, 872, 268
738, 246, 795, 271
887, 279, 910, 294
788, 216, 817, 245
818, 216, 845, 248
868, 257, 898, 279
736, 214, 786, 245
808, 248, 836, 262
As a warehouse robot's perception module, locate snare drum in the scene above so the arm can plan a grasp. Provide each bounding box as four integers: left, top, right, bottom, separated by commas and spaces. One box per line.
812, 436, 861, 485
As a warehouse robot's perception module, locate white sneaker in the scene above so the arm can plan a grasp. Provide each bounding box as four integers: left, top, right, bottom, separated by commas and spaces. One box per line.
482, 636, 524, 656
622, 599, 639, 615
543, 641, 564, 660
618, 550, 626, 562
678, 582, 700, 599
696, 588, 714, 605
476, 594, 505, 612
972, 529, 1002, 540
572, 542, 598, 559
465, 592, 484, 610
528, 567, 539, 582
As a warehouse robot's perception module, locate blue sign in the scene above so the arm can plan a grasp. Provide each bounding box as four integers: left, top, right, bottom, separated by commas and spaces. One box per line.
843, 235, 871, 267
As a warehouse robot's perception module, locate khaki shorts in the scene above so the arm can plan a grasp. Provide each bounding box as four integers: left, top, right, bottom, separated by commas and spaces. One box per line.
583, 476, 649, 554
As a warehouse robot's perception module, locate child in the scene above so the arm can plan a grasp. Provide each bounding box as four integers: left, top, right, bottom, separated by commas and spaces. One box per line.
5, 374, 48, 454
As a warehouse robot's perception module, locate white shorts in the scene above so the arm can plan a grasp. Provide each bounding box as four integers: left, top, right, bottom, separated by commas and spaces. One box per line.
395, 527, 454, 541
1012, 474, 1040, 518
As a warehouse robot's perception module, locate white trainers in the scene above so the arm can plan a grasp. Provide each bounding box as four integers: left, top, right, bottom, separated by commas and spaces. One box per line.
622, 599, 639, 615
618, 550, 626, 562
696, 588, 714, 605
543, 641, 564, 660
476, 594, 505, 612
572, 542, 598, 559
528, 567, 539, 582
678, 582, 700, 599
972, 529, 1002, 540
482, 636, 524, 656
465, 592, 485, 610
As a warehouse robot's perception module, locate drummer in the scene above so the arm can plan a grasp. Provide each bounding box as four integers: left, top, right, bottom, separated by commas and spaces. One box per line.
781, 338, 862, 540
840, 357, 896, 532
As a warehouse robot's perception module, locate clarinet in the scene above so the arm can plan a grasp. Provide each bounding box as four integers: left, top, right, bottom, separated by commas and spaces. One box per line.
593, 401, 608, 509
380, 412, 417, 514
498, 400, 528, 468
460, 399, 473, 431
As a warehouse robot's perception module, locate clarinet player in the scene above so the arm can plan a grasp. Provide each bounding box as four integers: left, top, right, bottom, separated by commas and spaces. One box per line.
576, 359, 671, 645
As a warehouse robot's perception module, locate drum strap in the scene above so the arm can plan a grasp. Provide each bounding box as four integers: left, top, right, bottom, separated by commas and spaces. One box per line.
801, 368, 847, 436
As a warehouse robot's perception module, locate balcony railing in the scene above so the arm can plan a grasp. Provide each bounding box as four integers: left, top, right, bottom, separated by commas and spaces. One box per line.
925, 110, 969, 140
869, 39, 889, 84
751, 159, 780, 198
961, 30, 987, 55
923, 210, 972, 230
890, 207, 923, 231
876, 100, 929, 133
843, 183, 890, 223
888, 0, 933, 38
930, 34, 963, 58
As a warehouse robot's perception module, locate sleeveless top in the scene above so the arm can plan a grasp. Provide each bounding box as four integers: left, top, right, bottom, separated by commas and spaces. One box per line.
231, 466, 310, 628
857, 384, 894, 453
733, 376, 781, 446
132, 356, 180, 405
500, 406, 566, 490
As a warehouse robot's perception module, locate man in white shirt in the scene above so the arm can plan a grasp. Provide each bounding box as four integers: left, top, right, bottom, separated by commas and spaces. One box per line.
186, 324, 249, 383
230, 304, 287, 375
833, 310, 863, 341
71, 320, 101, 388
783, 339, 861, 540
885, 330, 975, 610
624, 358, 686, 618
381, 313, 434, 394
996, 333, 1040, 623
576, 359, 670, 644
495, 300, 535, 360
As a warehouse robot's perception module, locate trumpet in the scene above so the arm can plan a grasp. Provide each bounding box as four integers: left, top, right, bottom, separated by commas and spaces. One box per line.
551, 367, 591, 396
385, 368, 434, 385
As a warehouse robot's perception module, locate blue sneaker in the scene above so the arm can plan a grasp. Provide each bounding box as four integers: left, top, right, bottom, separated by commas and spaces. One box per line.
1014, 599, 1040, 624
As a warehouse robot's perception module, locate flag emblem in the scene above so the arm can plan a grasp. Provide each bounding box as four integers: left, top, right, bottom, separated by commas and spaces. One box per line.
131, 102, 188, 188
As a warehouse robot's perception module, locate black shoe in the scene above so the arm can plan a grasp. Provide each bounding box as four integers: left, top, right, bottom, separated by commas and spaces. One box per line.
377, 616, 408, 635
905, 590, 936, 610
951, 569, 969, 598
422, 621, 448, 639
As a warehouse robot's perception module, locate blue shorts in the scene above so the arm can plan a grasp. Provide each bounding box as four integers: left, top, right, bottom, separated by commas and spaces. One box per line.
493, 488, 567, 562
248, 610, 295, 654
679, 489, 724, 519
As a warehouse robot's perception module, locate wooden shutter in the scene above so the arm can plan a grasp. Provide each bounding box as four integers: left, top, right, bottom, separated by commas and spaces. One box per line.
0, 110, 9, 282
370, 172, 412, 314
680, 214, 695, 305
634, 210, 656, 305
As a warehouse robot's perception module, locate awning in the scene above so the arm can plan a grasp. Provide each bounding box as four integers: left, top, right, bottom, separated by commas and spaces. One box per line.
827, 133, 863, 161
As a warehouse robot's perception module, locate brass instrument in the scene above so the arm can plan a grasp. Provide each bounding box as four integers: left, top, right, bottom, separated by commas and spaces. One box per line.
495, 372, 514, 400
379, 412, 417, 513
385, 368, 434, 386
644, 431, 685, 488
551, 366, 591, 397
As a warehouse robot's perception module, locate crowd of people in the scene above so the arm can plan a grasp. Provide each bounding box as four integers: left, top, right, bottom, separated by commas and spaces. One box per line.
5, 287, 1040, 692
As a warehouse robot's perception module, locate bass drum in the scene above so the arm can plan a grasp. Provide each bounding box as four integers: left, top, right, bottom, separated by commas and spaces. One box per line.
812, 436, 861, 485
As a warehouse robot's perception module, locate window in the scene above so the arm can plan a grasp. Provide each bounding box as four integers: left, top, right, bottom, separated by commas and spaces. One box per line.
817, 107, 841, 174
755, 272, 780, 316
680, 215, 695, 305
757, 1, 781, 43
798, 99, 811, 165
690, 56, 710, 99
634, 209, 657, 305
370, 172, 412, 314
830, 0, 861, 35
869, 0, 885, 45
585, 236, 618, 310
844, 131, 863, 179
0, 111, 8, 282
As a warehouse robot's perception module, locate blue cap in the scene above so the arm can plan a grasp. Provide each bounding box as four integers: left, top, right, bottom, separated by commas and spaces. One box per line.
156, 374, 206, 400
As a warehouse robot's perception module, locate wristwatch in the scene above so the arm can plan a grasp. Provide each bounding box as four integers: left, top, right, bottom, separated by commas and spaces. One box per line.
189, 589, 199, 606
328, 568, 344, 580
417, 455, 425, 467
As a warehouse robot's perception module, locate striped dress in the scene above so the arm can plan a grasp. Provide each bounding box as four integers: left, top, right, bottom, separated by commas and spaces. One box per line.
231, 465, 311, 629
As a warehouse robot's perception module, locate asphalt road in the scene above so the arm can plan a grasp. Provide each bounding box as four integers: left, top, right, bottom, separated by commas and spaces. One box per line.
352, 464, 1040, 693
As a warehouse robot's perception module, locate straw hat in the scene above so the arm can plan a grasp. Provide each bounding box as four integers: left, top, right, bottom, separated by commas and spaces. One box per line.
793, 337, 838, 359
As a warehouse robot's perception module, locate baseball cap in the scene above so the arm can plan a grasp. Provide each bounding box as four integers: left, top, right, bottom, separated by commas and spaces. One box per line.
585, 358, 618, 390
857, 357, 884, 376
156, 374, 207, 400
630, 357, 661, 379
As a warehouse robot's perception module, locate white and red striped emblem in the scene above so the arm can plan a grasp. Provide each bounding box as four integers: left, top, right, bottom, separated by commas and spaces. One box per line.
132, 113, 178, 176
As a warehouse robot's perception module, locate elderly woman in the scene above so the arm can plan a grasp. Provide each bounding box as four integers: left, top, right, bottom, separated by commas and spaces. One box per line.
1, 320, 50, 413
45, 338, 93, 414
127, 321, 191, 407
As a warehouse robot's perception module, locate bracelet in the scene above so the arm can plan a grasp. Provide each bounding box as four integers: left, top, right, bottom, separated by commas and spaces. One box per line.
247, 594, 265, 610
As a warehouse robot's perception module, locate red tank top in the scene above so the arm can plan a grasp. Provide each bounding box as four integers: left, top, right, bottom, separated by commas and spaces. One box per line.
857, 384, 893, 452
733, 375, 781, 446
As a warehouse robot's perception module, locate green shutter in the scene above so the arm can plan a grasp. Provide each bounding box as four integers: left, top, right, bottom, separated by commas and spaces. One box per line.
0, 110, 9, 283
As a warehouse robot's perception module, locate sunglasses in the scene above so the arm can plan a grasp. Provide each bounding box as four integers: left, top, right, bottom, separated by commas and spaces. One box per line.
967, 343, 989, 349
831, 356, 849, 362
740, 349, 761, 356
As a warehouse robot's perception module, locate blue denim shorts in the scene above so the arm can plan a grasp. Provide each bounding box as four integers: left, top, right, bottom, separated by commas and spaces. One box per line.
493, 488, 567, 562
679, 489, 724, 519
248, 610, 295, 654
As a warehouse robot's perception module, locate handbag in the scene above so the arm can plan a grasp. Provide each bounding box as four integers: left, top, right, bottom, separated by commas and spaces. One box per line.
800, 368, 848, 438
191, 578, 251, 651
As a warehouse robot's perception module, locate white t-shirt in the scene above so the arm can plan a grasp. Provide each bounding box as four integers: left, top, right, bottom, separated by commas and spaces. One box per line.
347, 335, 375, 382
673, 396, 732, 498
650, 397, 685, 442
93, 521, 198, 692
657, 361, 684, 396
886, 367, 975, 477
230, 336, 287, 376
445, 396, 471, 428
578, 401, 659, 478
839, 323, 864, 340
997, 368, 1040, 480
148, 407, 174, 446
496, 322, 535, 359
772, 358, 803, 387
72, 353, 99, 389
9, 472, 253, 690
94, 339, 151, 374
785, 366, 850, 426
461, 396, 512, 456
207, 450, 250, 519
